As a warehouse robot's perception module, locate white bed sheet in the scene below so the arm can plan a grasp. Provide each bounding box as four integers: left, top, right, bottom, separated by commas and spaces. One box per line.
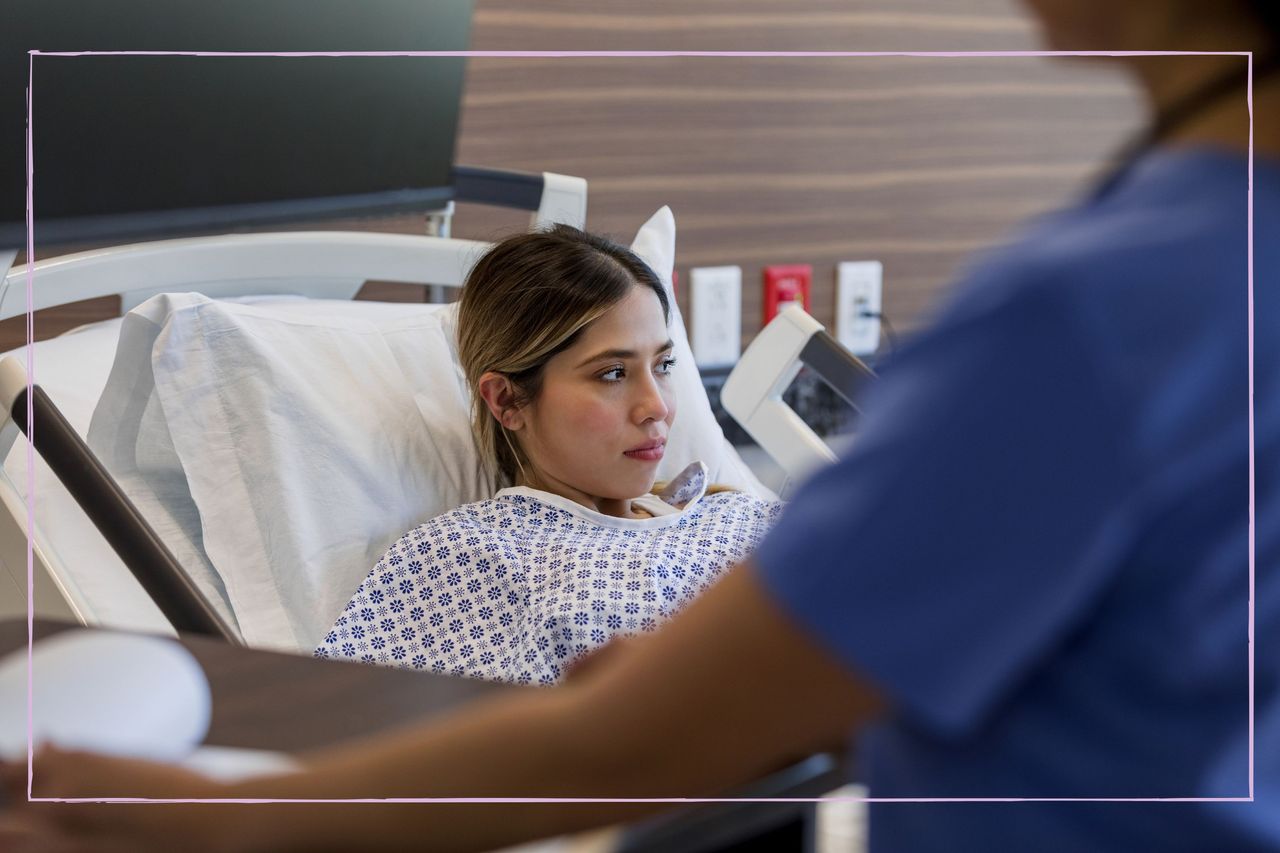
99, 293, 474, 650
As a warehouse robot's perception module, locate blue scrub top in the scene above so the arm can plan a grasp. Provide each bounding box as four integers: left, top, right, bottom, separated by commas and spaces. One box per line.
753, 147, 1278, 851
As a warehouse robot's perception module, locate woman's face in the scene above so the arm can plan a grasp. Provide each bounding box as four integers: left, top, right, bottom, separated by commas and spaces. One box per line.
514, 284, 677, 506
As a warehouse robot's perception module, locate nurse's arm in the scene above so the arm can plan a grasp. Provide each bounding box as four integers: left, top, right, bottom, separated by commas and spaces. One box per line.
17, 564, 886, 853
238, 562, 887, 851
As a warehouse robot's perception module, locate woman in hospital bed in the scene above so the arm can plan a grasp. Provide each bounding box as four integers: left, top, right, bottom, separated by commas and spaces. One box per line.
314, 225, 782, 684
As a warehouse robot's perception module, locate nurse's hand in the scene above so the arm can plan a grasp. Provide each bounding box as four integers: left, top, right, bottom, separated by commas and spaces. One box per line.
21, 744, 228, 798
1, 746, 238, 853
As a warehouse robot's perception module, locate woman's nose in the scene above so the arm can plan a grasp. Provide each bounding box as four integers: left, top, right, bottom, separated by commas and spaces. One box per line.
633, 373, 670, 424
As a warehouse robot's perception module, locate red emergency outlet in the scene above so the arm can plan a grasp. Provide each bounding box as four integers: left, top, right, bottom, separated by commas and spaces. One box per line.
763, 264, 812, 325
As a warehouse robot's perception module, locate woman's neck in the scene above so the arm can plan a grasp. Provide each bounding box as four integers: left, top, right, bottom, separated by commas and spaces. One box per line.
515, 471, 650, 520
1129, 51, 1280, 157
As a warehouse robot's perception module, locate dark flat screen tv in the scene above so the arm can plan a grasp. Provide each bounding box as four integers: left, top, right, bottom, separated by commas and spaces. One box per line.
2, 0, 472, 250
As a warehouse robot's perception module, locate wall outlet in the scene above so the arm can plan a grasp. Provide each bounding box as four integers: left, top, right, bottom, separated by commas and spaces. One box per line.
762, 264, 812, 325
836, 260, 883, 356
689, 265, 742, 368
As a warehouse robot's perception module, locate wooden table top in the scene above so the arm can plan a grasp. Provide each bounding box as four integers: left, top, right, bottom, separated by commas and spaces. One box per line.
0, 618, 519, 753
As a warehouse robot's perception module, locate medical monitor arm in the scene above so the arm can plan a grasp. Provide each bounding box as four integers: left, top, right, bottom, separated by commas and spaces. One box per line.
721, 304, 876, 488
449, 166, 587, 230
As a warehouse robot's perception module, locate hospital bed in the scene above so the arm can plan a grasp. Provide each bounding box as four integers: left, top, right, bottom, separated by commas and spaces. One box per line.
0, 170, 874, 652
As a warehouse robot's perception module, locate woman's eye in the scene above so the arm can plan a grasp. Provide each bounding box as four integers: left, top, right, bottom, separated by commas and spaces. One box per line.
656, 357, 677, 375
601, 366, 625, 382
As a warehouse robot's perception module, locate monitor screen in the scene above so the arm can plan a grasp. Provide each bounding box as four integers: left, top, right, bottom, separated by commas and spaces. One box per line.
2, 0, 472, 249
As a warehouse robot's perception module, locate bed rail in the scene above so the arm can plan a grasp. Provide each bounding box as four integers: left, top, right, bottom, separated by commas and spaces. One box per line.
0, 166, 587, 321
0, 231, 491, 321
453, 166, 587, 229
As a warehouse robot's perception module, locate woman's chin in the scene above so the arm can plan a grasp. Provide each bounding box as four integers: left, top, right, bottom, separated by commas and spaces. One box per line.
613, 472, 659, 500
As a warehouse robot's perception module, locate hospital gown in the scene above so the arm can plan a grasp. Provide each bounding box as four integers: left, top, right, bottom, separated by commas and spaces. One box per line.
315, 463, 782, 684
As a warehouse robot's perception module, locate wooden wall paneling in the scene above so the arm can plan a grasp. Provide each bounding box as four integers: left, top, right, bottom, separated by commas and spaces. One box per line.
449, 49, 1143, 346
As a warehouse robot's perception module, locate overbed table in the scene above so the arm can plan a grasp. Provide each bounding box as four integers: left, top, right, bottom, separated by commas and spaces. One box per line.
2, 618, 847, 852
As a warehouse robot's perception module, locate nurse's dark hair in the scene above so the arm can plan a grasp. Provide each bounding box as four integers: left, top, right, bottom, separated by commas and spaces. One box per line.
1246, 0, 1280, 41
456, 224, 670, 485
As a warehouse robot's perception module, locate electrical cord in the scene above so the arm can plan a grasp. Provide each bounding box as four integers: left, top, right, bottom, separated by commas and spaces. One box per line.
859, 310, 898, 356
1092, 51, 1280, 198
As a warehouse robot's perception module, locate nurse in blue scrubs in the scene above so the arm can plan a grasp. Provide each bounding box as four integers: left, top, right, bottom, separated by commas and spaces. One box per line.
5, 1, 1278, 851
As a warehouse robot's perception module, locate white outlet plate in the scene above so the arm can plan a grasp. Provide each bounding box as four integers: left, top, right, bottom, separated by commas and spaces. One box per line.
689, 265, 742, 368
836, 261, 883, 356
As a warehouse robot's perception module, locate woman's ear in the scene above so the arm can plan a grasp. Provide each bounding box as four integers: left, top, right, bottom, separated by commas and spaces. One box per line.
477, 372, 525, 431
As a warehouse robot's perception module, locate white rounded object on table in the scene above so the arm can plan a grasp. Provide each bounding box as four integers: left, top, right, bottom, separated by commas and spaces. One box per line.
0, 628, 211, 761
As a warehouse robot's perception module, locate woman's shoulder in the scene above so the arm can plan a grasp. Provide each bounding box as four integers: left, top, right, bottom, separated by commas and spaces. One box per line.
389, 496, 529, 548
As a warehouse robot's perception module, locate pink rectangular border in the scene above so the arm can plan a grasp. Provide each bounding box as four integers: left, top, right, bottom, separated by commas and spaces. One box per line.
22, 49, 1255, 806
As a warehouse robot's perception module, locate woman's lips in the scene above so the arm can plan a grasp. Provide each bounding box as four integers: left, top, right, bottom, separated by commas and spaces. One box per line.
623, 441, 665, 462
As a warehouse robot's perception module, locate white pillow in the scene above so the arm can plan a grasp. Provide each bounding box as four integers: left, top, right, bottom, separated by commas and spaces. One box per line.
88, 208, 768, 651
87, 294, 245, 636
92, 294, 487, 651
